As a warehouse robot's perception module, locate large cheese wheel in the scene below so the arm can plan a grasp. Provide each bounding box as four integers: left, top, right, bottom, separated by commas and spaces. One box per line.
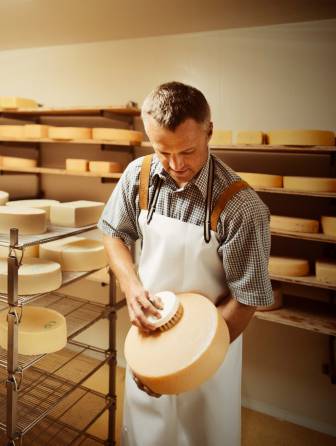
209, 130, 232, 145
0, 206, 47, 235
88, 161, 122, 173
124, 292, 230, 394
65, 158, 89, 172
269, 256, 310, 276
0, 97, 38, 109
321, 216, 336, 237
6, 199, 60, 219
270, 215, 319, 233
0, 191, 9, 205
266, 130, 335, 146
316, 260, 336, 284
48, 127, 92, 140
39, 236, 108, 271
0, 306, 66, 355
237, 172, 283, 188
283, 176, 336, 193
257, 284, 283, 311
92, 128, 144, 144
0, 257, 62, 295
236, 131, 264, 145
0, 244, 39, 258
50, 200, 104, 227
0, 125, 24, 139
24, 124, 49, 139
2, 156, 37, 168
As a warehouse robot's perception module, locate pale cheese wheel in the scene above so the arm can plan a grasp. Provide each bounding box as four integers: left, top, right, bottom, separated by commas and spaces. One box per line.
321, 216, 336, 237
0, 245, 39, 258
237, 172, 283, 188
283, 176, 336, 193
266, 130, 335, 146
257, 284, 283, 311
0, 206, 47, 234
0, 306, 66, 355
270, 215, 319, 234
269, 256, 310, 277
50, 200, 104, 227
0, 257, 62, 295
24, 124, 49, 139
0, 125, 24, 139
316, 260, 336, 284
88, 161, 123, 173
209, 130, 232, 145
48, 126, 92, 140
92, 128, 144, 144
236, 131, 264, 145
0, 191, 9, 205
6, 199, 60, 219
0, 97, 38, 109
65, 158, 89, 172
124, 292, 230, 395
39, 236, 108, 271
2, 156, 37, 168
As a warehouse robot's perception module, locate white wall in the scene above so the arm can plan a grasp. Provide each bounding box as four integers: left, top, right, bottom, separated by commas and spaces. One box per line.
1, 19, 335, 436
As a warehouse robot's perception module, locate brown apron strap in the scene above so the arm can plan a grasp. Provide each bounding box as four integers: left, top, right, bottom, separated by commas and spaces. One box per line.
210, 180, 250, 232
139, 154, 154, 210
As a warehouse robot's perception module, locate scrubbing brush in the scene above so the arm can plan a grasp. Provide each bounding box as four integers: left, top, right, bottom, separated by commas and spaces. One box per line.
147, 291, 184, 332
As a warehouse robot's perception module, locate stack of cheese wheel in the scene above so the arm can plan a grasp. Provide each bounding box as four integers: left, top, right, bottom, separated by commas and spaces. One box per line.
50, 200, 104, 227
65, 159, 89, 172
0, 306, 66, 355
39, 236, 108, 271
269, 256, 310, 277
236, 131, 264, 145
89, 161, 123, 174
270, 215, 319, 233
257, 284, 283, 312
24, 124, 49, 139
0, 257, 62, 295
316, 260, 336, 284
238, 172, 283, 188
209, 130, 232, 145
92, 128, 144, 144
321, 216, 336, 237
124, 291, 230, 395
6, 199, 60, 220
0, 96, 38, 109
2, 156, 37, 168
48, 127, 92, 140
0, 191, 9, 205
0, 206, 47, 234
265, 130, 335, 146
283, 177, 336, 193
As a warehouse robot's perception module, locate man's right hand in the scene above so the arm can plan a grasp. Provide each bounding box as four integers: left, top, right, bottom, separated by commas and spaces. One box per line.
127, 288, 163, 333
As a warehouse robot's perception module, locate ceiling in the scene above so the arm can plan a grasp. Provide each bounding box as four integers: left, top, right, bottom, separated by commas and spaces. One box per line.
0, 0, 336, 51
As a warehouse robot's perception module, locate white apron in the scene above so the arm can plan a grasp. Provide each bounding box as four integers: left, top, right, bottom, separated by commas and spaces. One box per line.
122, 207, 242, 446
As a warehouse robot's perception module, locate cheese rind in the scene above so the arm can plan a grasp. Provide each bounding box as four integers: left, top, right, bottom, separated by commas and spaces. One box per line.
0, 125, 24, 139
48, 127, 92, 140
2, 156, 37, 168
316, 260, 336, 284
89, 161, 122, 173
270, 215, 319, 233
236, 131, 264, 145
321, 216, 336, 237
0, 306, 66, 355
0, 245, 39, 258
283, 176, 336, 193
50, 201, 104, 227
0, 206, 47, 234
6, 199, 60, 219
39, 236, 108, 271
0, 97, 38, 109
24, 124, 49, 139
0, 191, 9, 205
209, 130, 232, 145
269, 256, 310, 276
237, 172, 283, 188
0, 257, 62, 294
266, 130, 335, 146
65, 158, 89, 172
92, 128, 144, 143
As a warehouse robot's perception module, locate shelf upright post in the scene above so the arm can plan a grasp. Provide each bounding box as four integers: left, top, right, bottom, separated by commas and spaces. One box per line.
6, 228, 20, 445
107, 268, 117, 445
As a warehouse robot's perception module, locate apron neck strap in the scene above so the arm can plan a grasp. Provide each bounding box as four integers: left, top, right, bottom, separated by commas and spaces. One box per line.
139, 154, 153, 210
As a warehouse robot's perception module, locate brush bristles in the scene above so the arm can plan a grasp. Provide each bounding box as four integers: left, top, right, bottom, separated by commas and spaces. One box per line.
159, 303, 184, 332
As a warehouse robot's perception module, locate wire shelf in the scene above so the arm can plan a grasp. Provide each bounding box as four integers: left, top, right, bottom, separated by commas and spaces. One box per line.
0, 293, 107, 370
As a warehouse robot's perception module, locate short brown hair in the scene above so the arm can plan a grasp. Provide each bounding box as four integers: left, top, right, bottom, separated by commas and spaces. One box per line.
141, 81, 211, 131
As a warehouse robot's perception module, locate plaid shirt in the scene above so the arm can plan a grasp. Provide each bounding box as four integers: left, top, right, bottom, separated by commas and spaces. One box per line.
98, 154, 274, 307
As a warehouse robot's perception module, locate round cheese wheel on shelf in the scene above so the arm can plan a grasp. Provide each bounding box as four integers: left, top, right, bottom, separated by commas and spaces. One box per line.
0, 206, 47, 235
2, 156, 37, 168
0, 257, 62, 295
6, 199, 60, 219
316, 259, 336, 284
124, 292, 230, 395
321, 216, 336, 237
39, 236, 108, 271
236, 131, 264, 145
65, 158, 89, 172
283, 177, 336, 193
0, 125, 24, 139
270, 215, 319, 233
0, 245, 39, 258
88, 161, 122, 173
92, 128, 144, 144
269, 256, 310, 276
0, 191, 9, 205
48, 127, 92, 140
0, 306, 66, 355
209, 130, 232, 145
24, 124, 49, 139
237, 172, 283, 188
0, 97, 38, 110
266, 130, 335, 146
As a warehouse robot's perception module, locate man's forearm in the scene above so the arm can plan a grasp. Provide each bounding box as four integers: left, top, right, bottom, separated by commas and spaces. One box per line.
217, 296, 256, 343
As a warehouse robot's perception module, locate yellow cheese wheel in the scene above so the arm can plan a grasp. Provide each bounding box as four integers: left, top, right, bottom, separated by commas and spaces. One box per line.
269, 256, 310, 276
209, 130, 232, 145
321, 216, 336, 237
237, 172, 283, 188
88, 161, 123, 173
0, 306, 66, 355
125, 292, 230, 395
65, 158, 89, 172
24, 124, 49, 139
236, 131, 264, 145
270, 215, 319, 233
0, 257, 62, 295
0, 125, 24, 139
50, 200, 104, 227
0, 96, 38, 109
92, 128, 144, 144
316, 260, 336, 284
6, 199, 60, 219
266, 130, 335, 146
0, 191, 9, 205
283, 177, 336, 193
0, 245, 39, 258
257, 284, 283, 311
48, 126, 92, 140
39, 236, 108, 272
2, 156, 37, 168
0, 206, 47, 235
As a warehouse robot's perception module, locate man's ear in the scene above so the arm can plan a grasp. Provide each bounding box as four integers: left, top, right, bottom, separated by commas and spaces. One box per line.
207, 122, 213, 139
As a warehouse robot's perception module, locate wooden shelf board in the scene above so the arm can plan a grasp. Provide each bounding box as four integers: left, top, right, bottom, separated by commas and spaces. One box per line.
270, 274, 336, 291
253, 186, 336, 198
0, 165, 122, 179
271, 229, 336, 244
0, 105, 140, 117
255, 295, 336, 336
210, 144, 336, 154
0, 136, 138, 146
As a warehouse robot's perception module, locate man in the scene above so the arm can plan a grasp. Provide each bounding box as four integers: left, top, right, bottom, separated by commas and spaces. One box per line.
98, 81, 273, 446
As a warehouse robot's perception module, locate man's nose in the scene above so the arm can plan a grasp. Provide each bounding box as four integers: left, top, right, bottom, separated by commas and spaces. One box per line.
169, 155, 185, 171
